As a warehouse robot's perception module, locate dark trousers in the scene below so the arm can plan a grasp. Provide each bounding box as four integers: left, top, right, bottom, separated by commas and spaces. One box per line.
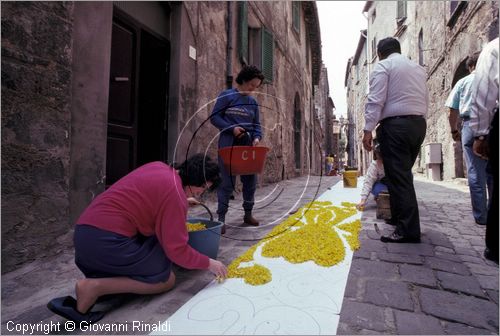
216, 157, 256, 217
216, 135, 257, 219
377, 117, 427, 238
486, 109, 498, 256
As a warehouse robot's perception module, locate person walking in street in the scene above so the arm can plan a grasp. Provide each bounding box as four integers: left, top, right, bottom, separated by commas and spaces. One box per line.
47, 154, 227, 322
210, 65, 265, 233
445, 51, 492, 226
362, 37, 428, 244
469, 37, 499, 263
326, 154, 334, 175
356, 140, 388, 211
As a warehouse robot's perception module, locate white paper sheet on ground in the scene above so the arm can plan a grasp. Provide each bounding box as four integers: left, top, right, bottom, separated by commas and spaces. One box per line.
153, 177, 364, 335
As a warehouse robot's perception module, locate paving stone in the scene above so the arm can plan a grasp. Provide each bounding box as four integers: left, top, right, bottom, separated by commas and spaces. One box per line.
425, 230, 454, 249
460, 254, 489, 264
363, 279, 414, 311
365, 229, 380, 240
436, 271, 487, 298
354, 251, 372, 260
394, 310, 444, 335
466, 263, 499, 276
434, 252, 462, 262
338, 300, 387, 332
400, 264, 437, 287
444, 321, 497, 335
386, 243, 435, 256
435, 246, 456, 254
425, 256, 471, 275
487, 290, 499, 304
376, 252, 424, 265
419, 287, 499, 331
476, 275, 500, 291
357, 239, 388, 254
455, 246, 481, 257
343, 274, 361, 298
349, 259, 399, 280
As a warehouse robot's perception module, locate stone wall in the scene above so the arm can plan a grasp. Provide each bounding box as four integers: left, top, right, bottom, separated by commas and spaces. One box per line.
346, 1, 498, 180
1, 2, 74, 272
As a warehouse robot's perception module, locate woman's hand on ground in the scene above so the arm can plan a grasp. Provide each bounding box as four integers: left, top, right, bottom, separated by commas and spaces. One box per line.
187, 197, 201, 207
208, 258, 228, 279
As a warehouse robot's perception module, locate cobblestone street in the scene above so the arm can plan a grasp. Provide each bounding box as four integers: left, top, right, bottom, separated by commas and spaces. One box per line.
1, 175, 498, 335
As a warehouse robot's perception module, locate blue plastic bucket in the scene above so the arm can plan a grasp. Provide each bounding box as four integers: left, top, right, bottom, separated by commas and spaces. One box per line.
187, 217, 223, 259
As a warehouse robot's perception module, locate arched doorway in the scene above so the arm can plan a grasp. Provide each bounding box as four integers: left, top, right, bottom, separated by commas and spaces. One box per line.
450, 58, 469, 178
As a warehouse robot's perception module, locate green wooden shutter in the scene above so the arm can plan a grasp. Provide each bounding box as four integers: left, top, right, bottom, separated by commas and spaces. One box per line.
238, 2, 248, 65
261, 28, 274, 83
292, 2, 300, 33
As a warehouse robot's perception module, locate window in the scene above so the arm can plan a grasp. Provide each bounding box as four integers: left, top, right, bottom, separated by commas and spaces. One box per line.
418, 28, 424, 66
238, 4, 274, 82
292, 1, 300, 33
261, 28, 274, 82
396, 1, 407, 27
371, 36, 377, 61
447, 1, 467, 27
397, 1, 407, 19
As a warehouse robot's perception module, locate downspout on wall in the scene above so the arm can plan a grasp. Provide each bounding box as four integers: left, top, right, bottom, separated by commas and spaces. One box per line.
226, 1, 233, 89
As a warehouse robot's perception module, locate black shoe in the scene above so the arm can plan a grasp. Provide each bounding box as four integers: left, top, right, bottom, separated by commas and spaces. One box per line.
484, 248, 499, 263
221, 224, 226, 235
47, 296, 105, 323
380, 232, 420, 244
475, 220, 486, 226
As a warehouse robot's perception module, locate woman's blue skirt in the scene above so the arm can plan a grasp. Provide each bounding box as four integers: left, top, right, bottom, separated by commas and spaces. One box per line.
74, 224, 171, 284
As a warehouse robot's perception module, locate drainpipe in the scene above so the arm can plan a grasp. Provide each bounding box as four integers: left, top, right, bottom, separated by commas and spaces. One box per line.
226, 1, 233, 89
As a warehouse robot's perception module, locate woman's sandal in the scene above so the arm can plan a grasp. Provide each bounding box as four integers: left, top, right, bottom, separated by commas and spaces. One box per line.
47, 296, 105, 323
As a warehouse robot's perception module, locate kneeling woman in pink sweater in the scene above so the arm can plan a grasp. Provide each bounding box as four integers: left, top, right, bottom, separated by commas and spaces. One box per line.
48, 154, 226, 322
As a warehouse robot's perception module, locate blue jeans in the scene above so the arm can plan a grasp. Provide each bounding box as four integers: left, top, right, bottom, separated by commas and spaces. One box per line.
462, 121, 492, 224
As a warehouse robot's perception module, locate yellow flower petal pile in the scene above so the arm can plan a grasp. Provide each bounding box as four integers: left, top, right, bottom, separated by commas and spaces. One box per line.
227, 200, 362, 286
186, 222, 207, 232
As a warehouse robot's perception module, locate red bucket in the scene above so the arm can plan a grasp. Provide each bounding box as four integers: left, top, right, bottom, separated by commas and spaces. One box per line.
218, 146, 270, 175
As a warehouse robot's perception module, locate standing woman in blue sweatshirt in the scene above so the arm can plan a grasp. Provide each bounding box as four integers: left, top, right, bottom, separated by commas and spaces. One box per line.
210, 65, 265, 233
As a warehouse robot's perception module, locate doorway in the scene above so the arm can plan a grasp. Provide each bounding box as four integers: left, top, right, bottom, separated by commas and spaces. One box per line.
106, 11, 170, 186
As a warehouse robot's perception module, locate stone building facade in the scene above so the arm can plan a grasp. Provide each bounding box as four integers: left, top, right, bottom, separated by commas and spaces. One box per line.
314, 63, 336, 169
345, 1, 498, 178
1, 1, 323, 272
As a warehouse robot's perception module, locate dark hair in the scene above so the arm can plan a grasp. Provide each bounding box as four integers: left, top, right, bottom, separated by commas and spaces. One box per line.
466, 51, 481, 69
377, 37, 401, 59
176, 154, 221, 191
235, 65, 265, 85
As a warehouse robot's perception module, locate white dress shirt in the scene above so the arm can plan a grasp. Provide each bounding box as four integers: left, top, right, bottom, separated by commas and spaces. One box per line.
469, 37, 499, 137
364, 53, 429, 132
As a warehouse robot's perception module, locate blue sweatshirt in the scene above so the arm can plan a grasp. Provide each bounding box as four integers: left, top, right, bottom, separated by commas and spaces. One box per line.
210, 88, 262, 148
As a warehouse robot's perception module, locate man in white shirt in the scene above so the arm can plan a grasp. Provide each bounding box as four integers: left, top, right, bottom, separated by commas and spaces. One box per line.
445, 52, 491, 226
469, 37, 499, 263
362, 37, 428, 244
